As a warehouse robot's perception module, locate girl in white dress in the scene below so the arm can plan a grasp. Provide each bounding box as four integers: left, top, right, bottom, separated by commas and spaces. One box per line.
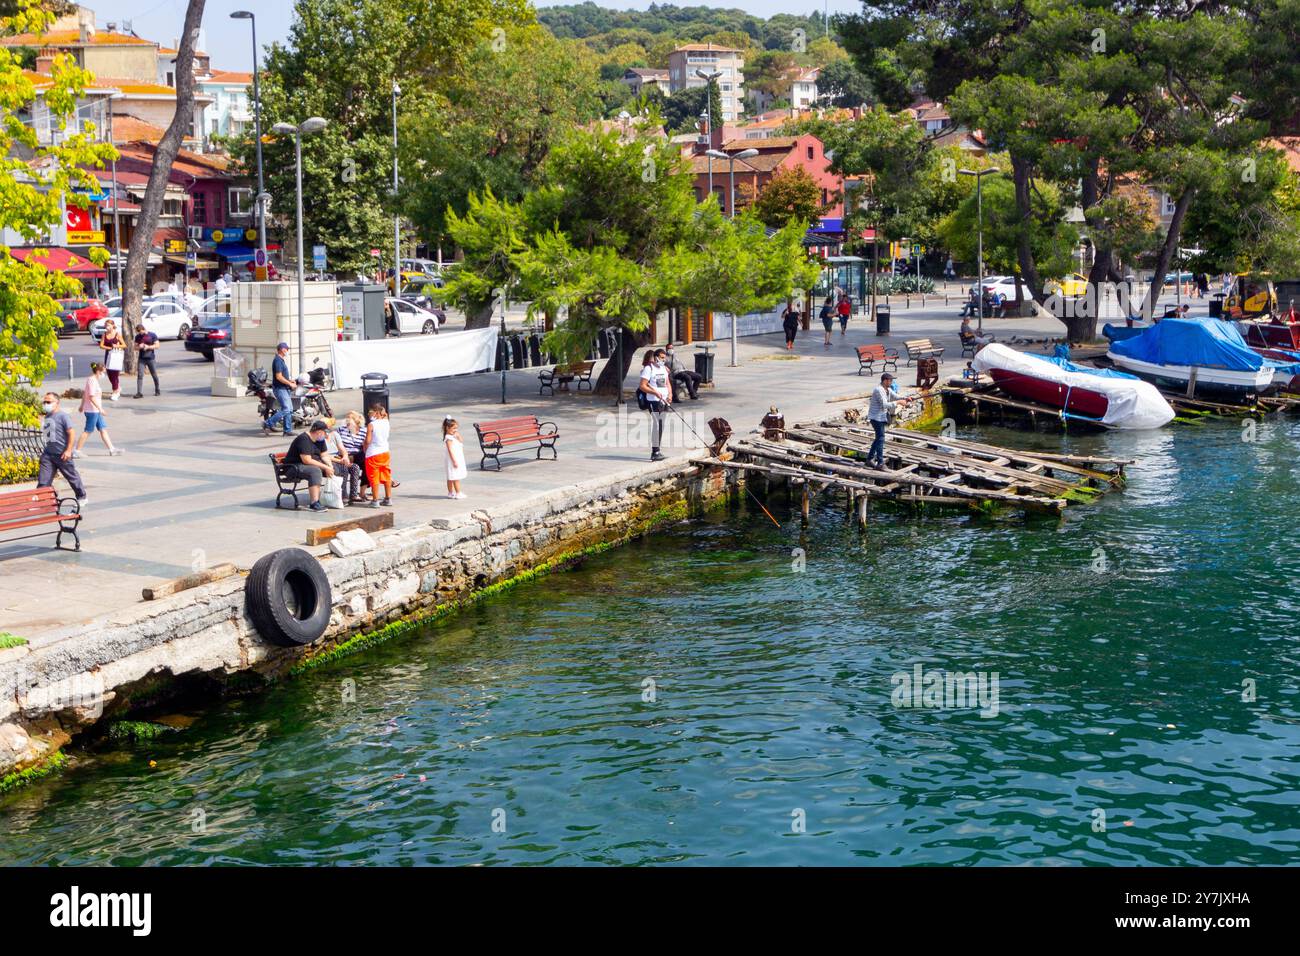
443, 416, 467, 499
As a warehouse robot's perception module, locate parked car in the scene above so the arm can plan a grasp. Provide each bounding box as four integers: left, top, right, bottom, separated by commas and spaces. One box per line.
1046, 273, 1090, 297
90, 300, 192, 342
184, 313, 233, 360
1162, 270, 1194, 287
384, 296, 444, 335
400, 257, 444, 276
981, 276, 1020, 297
56, 298, 108, 331
55, 312, 80, 336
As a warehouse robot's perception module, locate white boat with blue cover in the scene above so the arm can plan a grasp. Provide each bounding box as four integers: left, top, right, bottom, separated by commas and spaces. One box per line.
1106, 318, 1282, 397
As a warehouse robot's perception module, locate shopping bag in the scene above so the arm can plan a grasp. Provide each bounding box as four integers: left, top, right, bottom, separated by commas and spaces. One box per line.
106, 348, 124, 372
321, 475, 344, 509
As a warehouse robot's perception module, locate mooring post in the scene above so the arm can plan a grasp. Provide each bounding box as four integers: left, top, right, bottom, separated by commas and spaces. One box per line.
858, 493, 868, 529
800, 481, 810, 523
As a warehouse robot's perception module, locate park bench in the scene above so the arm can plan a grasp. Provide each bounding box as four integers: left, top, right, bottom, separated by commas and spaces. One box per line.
856, 344, 899, 376
0, 486, 81, 551
538, 360, 596, 396
904, 338, 945, 366
474, 416, 560, 471
269, 452, 310, 510
960, 331, 996, 357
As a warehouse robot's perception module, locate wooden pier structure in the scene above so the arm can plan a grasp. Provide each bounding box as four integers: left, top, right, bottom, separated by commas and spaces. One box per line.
699, 421, 1130, 518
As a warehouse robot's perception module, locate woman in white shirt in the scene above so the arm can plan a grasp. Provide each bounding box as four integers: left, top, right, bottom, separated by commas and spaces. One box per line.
638, 348, 671, 462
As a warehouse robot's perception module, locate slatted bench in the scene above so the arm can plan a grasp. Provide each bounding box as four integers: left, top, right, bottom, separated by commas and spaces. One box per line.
538, 360, 596, 396
856, 344, 899, 375
905, 338, 945, 365
960, 331, 995, 357
269, 452, 308, 510
0, 486, 81, 551
474, 416, 559, 471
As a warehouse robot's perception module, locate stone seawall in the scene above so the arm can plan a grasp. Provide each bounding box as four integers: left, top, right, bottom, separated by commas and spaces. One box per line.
0, 455, 731, 787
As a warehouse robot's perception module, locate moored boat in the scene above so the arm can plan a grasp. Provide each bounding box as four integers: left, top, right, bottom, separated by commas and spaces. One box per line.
972, 343, 1175, 429
1107, 318, 1275, 398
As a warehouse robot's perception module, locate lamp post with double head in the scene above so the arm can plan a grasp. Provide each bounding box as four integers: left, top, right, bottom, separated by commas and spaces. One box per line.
705, 147, 759, 367
696, 69, 722, 199
230, 11, 268, 274
959, 167, 1000, 334
392, 81, 401, 295
272, 118, 328, 370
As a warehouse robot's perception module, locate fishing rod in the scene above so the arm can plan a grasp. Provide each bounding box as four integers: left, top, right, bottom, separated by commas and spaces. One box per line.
658, 399, 783, 528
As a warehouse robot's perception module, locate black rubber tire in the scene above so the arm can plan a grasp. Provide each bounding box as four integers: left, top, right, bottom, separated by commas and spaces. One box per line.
422, 320, 435, 335
177, 323, 190, 340
245, 548, 333, 647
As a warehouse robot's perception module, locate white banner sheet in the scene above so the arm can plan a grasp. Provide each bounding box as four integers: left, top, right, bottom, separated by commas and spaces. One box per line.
330, 328, 499, 390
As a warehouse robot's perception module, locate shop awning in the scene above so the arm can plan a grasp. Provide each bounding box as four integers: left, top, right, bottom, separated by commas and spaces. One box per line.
164, 254, 220, 269
7, 246, 106, 277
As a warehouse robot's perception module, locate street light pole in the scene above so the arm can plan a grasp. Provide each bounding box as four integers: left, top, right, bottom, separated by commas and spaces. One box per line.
960, 167, 1000, 334
392, 81, 401, 295
273, 118, 328, 370
231, 11, 267, 273
708, 147, 758, 367
697, 69, 722, 202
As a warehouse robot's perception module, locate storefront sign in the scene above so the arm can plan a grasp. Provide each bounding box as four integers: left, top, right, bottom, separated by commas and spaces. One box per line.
67, 230, 106, 244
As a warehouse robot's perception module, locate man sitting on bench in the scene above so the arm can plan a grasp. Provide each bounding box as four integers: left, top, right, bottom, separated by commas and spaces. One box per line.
960, 316, 993, 347
664, 343, 701, 400
285, 421, 335, 513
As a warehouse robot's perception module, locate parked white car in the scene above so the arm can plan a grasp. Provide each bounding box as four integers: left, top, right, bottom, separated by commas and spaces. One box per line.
90, 300, 192, 342
385, 296, 443, 335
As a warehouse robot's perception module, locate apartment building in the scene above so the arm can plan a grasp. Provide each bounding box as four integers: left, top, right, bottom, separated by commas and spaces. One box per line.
667, 44, 745, 123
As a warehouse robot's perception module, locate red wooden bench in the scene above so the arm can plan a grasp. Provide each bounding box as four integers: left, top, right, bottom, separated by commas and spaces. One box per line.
0, 486, 82, 551
856, 344, 899, 376
473, 416, 559, 471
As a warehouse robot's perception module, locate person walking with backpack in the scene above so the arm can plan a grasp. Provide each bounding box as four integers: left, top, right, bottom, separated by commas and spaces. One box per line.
819, 296, 835, 348
638, 349, 672, 462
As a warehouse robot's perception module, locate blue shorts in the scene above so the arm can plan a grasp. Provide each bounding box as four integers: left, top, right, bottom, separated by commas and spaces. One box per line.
84, 411, 107, 432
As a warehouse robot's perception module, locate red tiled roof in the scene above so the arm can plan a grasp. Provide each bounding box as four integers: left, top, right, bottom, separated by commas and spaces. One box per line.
0, 30, 154, 48
208, 70, 252, 84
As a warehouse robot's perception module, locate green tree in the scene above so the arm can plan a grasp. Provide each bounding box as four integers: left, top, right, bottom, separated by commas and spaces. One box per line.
237, 0, 531, 276
1, 0, 114, 423
750, 166, 825, 230
815, 58, 872, 108
1183, 147, 1300, 278
399, 24, 602, 256
661, 83, 723, 135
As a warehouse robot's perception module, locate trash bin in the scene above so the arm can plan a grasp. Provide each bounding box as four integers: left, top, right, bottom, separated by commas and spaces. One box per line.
1209, 294, 1225, 318
361, 372, 390, 417
875, 305, 891, 335
694, 345, 715, 384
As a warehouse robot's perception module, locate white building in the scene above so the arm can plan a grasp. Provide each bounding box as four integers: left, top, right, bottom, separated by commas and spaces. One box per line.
667, 44, 745, 123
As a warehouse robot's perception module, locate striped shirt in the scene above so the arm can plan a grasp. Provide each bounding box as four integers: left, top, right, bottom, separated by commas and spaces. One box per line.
339, 427, 365, 456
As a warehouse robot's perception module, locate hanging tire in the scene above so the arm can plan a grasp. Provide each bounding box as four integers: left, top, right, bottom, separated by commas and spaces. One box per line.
245, 548, 333, 647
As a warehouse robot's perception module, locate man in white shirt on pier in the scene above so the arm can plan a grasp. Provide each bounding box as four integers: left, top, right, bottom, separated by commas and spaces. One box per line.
867, 372, 897, 470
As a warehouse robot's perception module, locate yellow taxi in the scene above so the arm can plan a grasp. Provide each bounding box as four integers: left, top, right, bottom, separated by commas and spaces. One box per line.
1046, 273, 1089, 297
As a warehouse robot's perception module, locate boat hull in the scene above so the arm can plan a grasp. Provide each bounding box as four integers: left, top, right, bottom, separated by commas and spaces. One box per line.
988, 368, 1110, 418
1106, 352, 1274, 396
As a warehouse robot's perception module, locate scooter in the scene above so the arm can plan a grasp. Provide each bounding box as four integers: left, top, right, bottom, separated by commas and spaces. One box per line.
249, 366, 333, 430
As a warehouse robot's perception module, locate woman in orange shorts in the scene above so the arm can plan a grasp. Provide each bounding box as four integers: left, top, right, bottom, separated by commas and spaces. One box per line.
362, 403, 392, 507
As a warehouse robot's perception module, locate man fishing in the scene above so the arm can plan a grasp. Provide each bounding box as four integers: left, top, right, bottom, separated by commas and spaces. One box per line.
867, 372, 898, 470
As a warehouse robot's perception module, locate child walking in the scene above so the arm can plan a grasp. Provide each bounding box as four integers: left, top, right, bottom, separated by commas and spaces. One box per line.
362, 403, 392, 507
74, 363, 122, 457
443, 416, 467, 499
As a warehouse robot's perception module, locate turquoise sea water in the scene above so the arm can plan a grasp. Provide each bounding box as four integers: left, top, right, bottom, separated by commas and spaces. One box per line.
1, 420, 1298, 865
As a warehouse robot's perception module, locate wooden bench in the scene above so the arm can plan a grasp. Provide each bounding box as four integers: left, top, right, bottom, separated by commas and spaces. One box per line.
905, 338, 945, 365
538, 360, 596, 396
856, 344, 899, 376
269, 452, 309, 510
0, 486, 81, 551
474, 416, 559, 471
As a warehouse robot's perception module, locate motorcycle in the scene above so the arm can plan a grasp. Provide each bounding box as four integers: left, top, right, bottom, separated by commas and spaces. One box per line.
249, 366, 333, 430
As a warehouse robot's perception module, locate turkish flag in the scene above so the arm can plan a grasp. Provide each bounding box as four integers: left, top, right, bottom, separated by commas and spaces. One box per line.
65, 205, 92, 232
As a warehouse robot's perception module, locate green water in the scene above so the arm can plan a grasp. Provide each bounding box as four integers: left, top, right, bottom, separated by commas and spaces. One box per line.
2, 421, 1299, 866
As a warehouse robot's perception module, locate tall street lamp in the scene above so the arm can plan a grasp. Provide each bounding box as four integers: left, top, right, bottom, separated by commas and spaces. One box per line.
706, 147, 759, 368
230, 11, 268, 274
959, 167, 1000, 333
696, 68, 722, 200
392, 81, 401, 295
272, 117, 328, 370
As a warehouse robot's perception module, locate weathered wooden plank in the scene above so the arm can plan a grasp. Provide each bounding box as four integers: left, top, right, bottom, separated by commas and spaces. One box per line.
305, 511, 395, 546
142, 563, 239, 601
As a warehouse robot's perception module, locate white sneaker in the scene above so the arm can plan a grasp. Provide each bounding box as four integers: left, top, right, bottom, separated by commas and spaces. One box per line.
71, 451, 82, 459
109, 394, 119, 402
455, 492, 468, 499
77, 497, 89, 507
110, 448, 124, 456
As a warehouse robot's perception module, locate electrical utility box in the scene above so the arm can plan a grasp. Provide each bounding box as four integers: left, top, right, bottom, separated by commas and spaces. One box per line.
340, 283, 387, 341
